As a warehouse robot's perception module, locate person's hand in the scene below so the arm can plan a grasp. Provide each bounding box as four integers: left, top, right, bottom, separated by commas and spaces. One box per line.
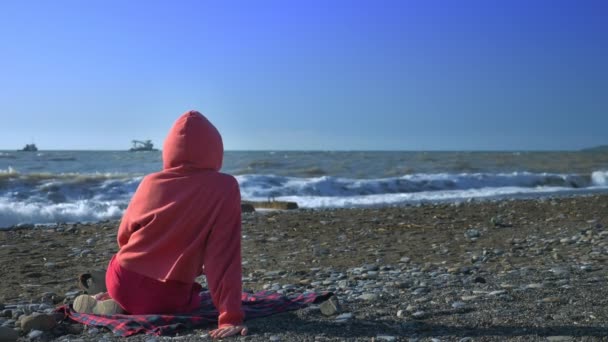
209, 325, 248, 339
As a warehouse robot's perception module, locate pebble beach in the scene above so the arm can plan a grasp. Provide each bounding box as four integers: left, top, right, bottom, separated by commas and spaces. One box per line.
1, 194, 608, 341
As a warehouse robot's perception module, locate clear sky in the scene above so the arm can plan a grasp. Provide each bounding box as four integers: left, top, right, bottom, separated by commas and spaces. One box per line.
0, 0, 607, 151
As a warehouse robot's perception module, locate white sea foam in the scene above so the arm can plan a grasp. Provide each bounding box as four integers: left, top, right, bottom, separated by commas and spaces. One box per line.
591, 170, 608, 186
235, 171, 594, 199
265, 186, 591, 208
1, 170, 607, 227
0, 198, 124, 228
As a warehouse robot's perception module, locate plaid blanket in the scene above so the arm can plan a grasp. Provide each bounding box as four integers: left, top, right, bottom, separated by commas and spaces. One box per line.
56, 290, 332, 337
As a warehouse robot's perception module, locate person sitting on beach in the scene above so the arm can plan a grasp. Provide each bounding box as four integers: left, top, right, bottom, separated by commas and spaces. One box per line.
73, 110, 247, 339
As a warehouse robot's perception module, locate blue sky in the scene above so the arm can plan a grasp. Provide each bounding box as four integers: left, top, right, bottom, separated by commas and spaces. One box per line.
0, 0, 606, 151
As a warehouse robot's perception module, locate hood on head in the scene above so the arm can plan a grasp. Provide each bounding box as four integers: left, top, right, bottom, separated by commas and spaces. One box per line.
162, 110, 223, 171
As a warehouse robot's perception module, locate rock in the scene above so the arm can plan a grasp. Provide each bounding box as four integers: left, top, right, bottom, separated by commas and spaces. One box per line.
1, 320, 15, 328
541, 297, 563, 303
399, 256, 411, 263
27, 329, 43, 339
0, 326, 18, 342
320, 296, 341, 316
451, 301, 467, 309
20, 314, 56, 332
412, 311, 426, 319
376, 335, 397, 341
546, 337, 573, 342
335, 312, 353, 322
358, 293, 379, 301
464, 229, 481, 240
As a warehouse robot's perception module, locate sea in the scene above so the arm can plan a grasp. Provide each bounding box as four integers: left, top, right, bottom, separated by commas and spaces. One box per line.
1, 150, 608, 228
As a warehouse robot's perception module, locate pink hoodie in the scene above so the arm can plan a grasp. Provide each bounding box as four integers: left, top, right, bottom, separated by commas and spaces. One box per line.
115, 110, 243, 327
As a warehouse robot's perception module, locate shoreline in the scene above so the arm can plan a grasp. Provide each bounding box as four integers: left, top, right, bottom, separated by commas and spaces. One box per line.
3, 190, 608, 231
0, 194, 607, 341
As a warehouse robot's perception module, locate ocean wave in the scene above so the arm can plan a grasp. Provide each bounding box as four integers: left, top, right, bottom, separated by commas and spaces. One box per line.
236, 171, 598, 199
270, 186, 603, 208
0, 198, 124, 228
1, 169, 607, 227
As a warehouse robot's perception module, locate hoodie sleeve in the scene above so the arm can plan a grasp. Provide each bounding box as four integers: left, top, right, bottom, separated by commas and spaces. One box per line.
117, 177, 147, 247
203, 180, 244, 328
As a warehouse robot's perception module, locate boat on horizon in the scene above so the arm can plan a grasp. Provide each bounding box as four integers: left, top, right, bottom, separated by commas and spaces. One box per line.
19, 143, 38, 152
129, 140, 158, 152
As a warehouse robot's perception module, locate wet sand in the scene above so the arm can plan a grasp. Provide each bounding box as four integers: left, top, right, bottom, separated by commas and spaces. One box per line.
1, 195, 608, 341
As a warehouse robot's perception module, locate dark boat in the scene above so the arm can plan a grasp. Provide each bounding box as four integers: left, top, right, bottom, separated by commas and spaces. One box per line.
20, 144, 38, 152
129, 140, 158, 152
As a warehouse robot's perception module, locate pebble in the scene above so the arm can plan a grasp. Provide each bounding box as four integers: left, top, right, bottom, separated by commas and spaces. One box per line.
464, 229, 481, 240
320, 296, 340, 316
412, 311, 426, 318
27, 329, 43, 339
335, 312, 353, 322
20, 314, 56, 332
451, 301, 467, 309
358, 293, 379, 301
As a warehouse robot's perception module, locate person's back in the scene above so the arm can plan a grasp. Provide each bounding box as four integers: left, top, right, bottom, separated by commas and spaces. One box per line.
116, 164, 240, 284
75, 110, 247, 338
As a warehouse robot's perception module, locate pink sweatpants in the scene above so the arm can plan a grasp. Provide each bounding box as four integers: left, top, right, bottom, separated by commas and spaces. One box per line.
106, 255, 202, 315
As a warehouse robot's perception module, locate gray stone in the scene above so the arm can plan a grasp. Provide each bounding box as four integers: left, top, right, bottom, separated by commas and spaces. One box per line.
546, 337, 573, 342
20, 314, 56, 332
27, 329, 43, 339
464, 229, 481, 239
320, 296, 340, 316
335, 312, 353, 321
412, 311, 426, 318
451, 301, 467, 309
376, 335, 397, 341
358, 293, 379, 301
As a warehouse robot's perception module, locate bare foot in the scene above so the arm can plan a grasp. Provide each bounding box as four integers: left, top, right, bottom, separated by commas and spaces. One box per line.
209, 325, 248, 339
